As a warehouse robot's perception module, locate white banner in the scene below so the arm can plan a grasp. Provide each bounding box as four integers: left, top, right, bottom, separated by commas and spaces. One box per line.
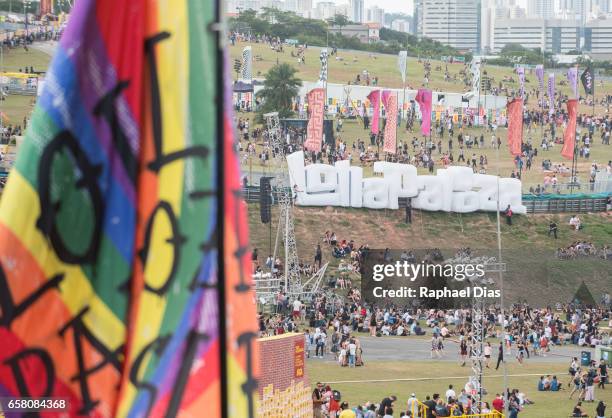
241, 46, 252, 81
398, 50, 408, 84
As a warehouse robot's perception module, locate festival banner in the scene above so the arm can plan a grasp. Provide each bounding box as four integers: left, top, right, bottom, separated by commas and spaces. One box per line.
562, 99, 578, 160
241, 46, 253, 81
319, 48, 328, 84
581, 67, 594, 95
367, 89, 381, 134
383, 94, 398, 154
535, 64, 544, 97
0, 1, 258, 418
415, 88, 432, 136
516, 66, 525, 98
305, 88, 325, 152
381, 90, 391, 108
470, 58, 481, 96
507, 98, 523, 156
566, 66, 578, 98
547, 73, 555, 115
398, 50, 408, 84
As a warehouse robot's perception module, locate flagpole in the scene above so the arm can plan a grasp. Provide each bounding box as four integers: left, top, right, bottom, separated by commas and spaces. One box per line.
591, 66, 595, 119
395, 91, 399, 157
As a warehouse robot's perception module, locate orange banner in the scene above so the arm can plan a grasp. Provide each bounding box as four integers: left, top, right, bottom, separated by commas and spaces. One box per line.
561, 99, 578, 160
506, 98, 523, 156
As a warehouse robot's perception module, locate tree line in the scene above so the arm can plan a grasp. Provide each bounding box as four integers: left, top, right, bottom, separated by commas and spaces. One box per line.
229, 8, 467, 59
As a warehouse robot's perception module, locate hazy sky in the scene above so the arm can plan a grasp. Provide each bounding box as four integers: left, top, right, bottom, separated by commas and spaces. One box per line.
337, 0, 528, 15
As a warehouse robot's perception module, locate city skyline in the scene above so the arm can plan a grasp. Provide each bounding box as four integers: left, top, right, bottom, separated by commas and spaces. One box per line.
330, 0, 530, 15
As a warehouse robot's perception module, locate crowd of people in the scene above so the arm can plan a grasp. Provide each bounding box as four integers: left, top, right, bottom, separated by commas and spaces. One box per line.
556, 241, 611, 260
312, 386, 548, 418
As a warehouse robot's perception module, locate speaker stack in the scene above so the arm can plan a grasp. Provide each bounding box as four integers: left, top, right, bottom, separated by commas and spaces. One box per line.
259, 176, 273, 224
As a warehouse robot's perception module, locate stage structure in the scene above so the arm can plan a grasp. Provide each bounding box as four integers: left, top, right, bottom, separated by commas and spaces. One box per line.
253, 112, 328, 302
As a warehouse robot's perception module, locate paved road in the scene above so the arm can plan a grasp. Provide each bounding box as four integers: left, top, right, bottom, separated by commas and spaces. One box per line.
308, 335, 593, 364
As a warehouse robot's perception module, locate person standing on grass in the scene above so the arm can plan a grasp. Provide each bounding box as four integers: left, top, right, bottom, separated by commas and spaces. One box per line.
459, 339, 468, 366
495, 342, 504, 370
431, 334, 442, 359
377, 395, 397, 418
504, 205, 513, 225
407, 393, 419, 417
484, 342, 492, 368
548, 221, 558, 239
597, 359, 607, 389
315, 244, 322, 269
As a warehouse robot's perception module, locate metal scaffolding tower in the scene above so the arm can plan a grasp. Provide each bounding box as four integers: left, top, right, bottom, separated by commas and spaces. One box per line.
254, 112, 327, 302
468, 259, 506, 414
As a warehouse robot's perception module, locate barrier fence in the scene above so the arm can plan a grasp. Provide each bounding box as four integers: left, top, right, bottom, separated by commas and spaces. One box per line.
410, 401, 505, 418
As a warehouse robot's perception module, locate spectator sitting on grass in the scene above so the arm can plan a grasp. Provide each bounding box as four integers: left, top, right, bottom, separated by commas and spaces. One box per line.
569, 215, 582, 230
550, 375, 561, 391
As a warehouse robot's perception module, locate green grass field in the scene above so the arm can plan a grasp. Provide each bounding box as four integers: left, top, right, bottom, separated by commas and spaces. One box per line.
247, 203, 611, 305
228, 41, 610, 114
241, 117, 612, 192
307, 359, 611, 418
230, 43, 612, 192
1, 47, 51, 126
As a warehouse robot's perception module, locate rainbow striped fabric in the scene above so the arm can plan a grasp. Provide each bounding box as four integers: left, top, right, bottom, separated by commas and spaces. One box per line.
0, 1, 258, 417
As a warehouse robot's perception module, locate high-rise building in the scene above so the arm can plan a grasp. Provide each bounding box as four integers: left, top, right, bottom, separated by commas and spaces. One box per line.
416, 0, 481, 51
494, 18, 584, 53
314, 1, 336, 20
350, 0, 364, 23
413, 0, 423, 35
367, 6, 385, 25
298, 0, 313, 15
527, 0, 554, 19
593, 0, 609, 13
391, 19, 411, 33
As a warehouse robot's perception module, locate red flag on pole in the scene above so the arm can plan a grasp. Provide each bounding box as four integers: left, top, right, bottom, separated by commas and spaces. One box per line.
562, 99, 578, 160
415, 88, 432, 137
506, 98, 523, 156
305, 88, 325, 152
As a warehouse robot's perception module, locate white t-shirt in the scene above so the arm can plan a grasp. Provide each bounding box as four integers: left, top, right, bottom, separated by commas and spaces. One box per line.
293, 300, 302, 312
348, 343, 357, 356
446, 389, 456, 402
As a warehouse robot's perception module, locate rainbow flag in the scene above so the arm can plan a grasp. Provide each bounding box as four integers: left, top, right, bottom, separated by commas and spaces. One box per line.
0, 1, 258, 417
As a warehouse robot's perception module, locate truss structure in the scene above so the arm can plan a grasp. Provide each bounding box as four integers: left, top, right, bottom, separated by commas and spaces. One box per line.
253, 112, 327, 302
469, 259, 506, 414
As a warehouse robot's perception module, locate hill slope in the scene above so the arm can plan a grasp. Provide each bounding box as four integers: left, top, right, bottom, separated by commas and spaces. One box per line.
247, 203, 611, 305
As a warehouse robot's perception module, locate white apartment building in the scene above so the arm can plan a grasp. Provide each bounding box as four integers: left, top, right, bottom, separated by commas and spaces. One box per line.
527, 0, 554, 19
350, 0, 364, 23
367, 6, 384, 25
391, 19, 411, 33
415, 0, 481, 51
493, 18, 546, 52
493, 17, 612, 55
585, 18, 612, 55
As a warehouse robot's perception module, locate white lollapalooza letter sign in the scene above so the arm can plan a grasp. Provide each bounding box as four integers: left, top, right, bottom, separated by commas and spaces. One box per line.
287, 151, 526, 214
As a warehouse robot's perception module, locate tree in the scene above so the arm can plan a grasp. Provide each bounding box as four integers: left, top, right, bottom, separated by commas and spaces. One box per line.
256, 63, 302, 121
329, 13, 350, 29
